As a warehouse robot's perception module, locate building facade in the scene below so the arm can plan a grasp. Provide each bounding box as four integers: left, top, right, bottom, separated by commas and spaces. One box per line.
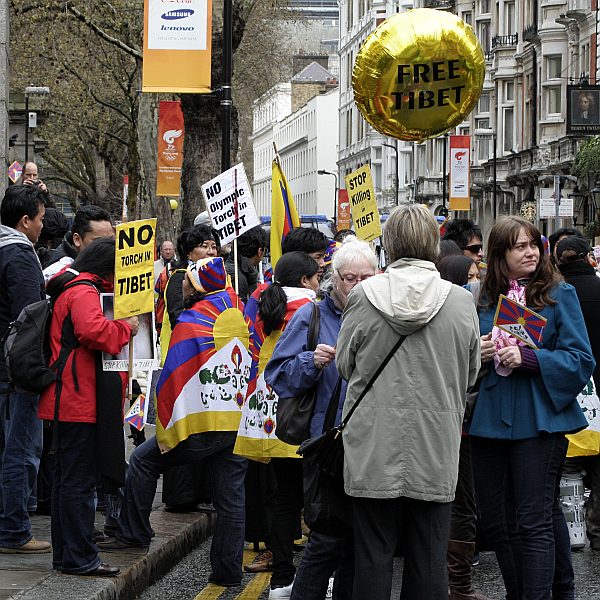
338, 0, 599, 236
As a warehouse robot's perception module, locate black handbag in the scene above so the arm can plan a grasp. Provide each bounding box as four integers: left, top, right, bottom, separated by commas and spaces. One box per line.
301, 377, 353, 536
298, 332, 408, 482
274, 302, 321, 445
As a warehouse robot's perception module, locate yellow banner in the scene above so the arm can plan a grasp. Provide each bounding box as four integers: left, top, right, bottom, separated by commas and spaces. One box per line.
142, 0, 212, 93
114, 219, 157, 319
344, 165, 382, 242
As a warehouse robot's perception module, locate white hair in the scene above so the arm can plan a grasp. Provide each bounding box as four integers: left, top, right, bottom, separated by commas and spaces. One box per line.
332, 237, 378, 274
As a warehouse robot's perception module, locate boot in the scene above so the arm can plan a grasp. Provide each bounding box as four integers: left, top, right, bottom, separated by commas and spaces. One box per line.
447, 539, 495, 600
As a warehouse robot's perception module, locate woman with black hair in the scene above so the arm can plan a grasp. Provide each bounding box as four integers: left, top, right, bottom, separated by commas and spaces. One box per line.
437, 255, 480, 286
234, 251, 319, 590
38, 237, 138, 577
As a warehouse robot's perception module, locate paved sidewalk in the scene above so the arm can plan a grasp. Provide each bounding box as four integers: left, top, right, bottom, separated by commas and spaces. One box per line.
0, 496, 216, 600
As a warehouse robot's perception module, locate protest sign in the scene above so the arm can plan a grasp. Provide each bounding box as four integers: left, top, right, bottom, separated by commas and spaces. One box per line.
202, 164, 260, 245
344, 165, 381, 242
493, 294, 547, 349
114, 218, 157, 319
101, 294, 157, 371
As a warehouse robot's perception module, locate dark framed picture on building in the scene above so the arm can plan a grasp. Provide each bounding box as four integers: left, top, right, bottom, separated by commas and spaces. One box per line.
567, 85, 600, 134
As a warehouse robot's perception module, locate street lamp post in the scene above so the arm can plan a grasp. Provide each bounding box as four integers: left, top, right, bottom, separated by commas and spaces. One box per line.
317, 169, 338, 223
24, 86, 50, 163
474, 128, 497, 221
381, 141, 399, 206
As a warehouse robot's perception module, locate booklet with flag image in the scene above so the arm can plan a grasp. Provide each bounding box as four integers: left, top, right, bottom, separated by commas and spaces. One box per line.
493, 294, 547, 349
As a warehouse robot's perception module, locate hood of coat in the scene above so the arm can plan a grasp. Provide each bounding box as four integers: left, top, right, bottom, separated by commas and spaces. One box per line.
360, 257, 452, 335
0, 223, 34, 250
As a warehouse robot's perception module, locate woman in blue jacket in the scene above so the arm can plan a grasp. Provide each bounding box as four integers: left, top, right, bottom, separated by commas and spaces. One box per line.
265, 238, 378, 600
470, 217, 594, 600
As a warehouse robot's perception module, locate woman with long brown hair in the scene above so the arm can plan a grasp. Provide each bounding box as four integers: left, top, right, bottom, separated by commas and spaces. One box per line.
469, 216, 594, 599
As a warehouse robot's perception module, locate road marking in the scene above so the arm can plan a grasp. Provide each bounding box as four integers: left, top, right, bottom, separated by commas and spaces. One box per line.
194, 584, 226, 600
234, 573, 270, 599
194, 549, 266, 600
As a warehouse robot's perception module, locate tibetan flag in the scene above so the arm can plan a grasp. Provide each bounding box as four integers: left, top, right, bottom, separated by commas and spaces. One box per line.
155, 288, 251, 452
124, 395, 147, 431
271, 159, 300, 268
493, 294, 547, 349
234, 289, 315, 461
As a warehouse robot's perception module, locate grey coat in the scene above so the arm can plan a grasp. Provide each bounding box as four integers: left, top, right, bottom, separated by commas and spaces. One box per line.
336, 258, 480, 502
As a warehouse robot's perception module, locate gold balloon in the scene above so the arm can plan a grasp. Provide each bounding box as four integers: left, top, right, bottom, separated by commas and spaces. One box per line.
169, 199, 179, 211
353, 9, 485, 143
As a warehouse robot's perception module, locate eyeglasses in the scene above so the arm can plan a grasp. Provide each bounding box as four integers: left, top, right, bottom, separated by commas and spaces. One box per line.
463, 244, 483, 254
338, 272, 374, 284
195, 243, 218, 252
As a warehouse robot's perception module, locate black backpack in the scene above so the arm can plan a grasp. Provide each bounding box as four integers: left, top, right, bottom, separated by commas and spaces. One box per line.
2, 281, 98, 394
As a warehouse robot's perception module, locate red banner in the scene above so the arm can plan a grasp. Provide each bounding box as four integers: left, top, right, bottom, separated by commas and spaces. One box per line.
449, 135, 471, 211
157, 101, 184, 197
337, 189, 351, 231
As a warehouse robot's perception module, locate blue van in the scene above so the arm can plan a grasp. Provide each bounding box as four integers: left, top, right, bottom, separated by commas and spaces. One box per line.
260, 214, 335, 240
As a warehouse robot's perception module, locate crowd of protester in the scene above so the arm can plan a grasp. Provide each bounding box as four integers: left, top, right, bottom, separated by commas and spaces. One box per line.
1, 176, 600, 600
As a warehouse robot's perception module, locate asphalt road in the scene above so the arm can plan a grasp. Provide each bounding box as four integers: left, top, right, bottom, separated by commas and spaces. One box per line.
139, 538, 600, 600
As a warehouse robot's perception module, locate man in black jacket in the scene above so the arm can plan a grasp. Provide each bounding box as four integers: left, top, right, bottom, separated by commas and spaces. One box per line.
224, 225, 267, 302
557, 235, 600, 550
0, 185, 50, 554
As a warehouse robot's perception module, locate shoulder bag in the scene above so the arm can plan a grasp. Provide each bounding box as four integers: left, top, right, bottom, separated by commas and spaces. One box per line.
274, 302, 321, 446
298, 332, 408, 481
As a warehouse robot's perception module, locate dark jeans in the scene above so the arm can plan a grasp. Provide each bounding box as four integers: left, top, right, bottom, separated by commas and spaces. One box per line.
117, 431, 247, 584
471, 433, 573, 600
0, 381, 43, 548
270, 457, 304, 588
51, 422, 101, 573
352, 496, 451, 600
291, 531, 354, 600
450, 436, 477, 542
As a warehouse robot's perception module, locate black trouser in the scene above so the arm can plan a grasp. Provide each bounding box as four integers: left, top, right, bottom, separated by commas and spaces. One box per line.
352, 496, 451, 600
450, 436, 477, 542
51, 422, 100, 574
270, 457, 304, 587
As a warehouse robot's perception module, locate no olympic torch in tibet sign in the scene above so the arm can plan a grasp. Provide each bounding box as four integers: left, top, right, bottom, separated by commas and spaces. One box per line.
202, 164, 260, 245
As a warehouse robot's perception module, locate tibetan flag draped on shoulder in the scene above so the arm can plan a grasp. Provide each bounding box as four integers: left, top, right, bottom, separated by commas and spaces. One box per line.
234, 288, 315, 461
271, 159, 300, 268
155, 288, 251, 453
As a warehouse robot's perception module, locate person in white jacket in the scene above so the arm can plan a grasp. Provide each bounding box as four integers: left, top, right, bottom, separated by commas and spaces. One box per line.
336, 204, 481, 600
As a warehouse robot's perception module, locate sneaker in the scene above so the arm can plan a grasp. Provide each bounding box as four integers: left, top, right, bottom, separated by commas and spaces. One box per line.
269, 581, 294, 599
0, 538, 52, 554
244, 549, 273, 573
326, 577, 334, 598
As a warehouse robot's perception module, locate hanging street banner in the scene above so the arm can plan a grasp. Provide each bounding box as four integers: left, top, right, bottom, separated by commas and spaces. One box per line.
8, 161, 22, 183
114, 218, 157, 319
449, 135, 471, 211
344, 164, 382, 242
157, 101, 184, 197
337, 189, 351, 230
202, 164, 260, 245
142, 0, 212, 93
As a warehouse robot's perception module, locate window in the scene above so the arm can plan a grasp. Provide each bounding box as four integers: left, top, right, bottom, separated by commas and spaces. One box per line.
505, 82, 514, 102
504, 108, 514, 152
476, 118, 490, 161
547, 85, 562, 115
478, 21, 491, 54
479, 92, 490, 113
504, 1, 515, 34
480, 0, 490, 13
462, 11, 472, 25
546, 56, 562, 80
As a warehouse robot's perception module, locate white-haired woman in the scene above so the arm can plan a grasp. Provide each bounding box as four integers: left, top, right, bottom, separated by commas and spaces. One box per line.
336, 204, 481, 600
265, 238, 378, 600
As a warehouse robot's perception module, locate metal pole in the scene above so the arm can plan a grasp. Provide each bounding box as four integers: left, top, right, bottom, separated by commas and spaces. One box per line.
554, 174, 561, 231
492, 134, 497, 221
221, 0, 233, 172
442, 135, 447, 209
24, 94, 29, 163
333, 173, 338, 225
